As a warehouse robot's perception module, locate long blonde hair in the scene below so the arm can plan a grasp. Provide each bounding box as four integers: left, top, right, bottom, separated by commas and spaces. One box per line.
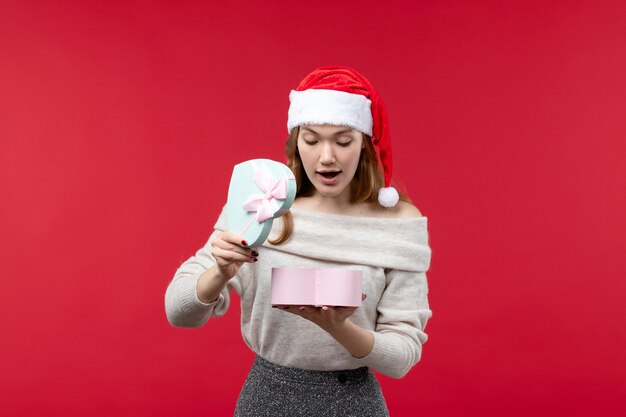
269, 126, 410, 245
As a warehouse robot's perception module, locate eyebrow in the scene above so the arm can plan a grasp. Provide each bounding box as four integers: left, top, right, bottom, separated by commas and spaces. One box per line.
301, 127, 354, 136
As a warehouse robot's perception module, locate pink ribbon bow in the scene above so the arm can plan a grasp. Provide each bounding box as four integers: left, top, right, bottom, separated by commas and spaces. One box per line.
242, 165, 288, 222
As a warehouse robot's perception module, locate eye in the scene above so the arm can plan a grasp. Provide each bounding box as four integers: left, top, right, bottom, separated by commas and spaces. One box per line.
337, 141, 352, 147
301, 137, 318, 145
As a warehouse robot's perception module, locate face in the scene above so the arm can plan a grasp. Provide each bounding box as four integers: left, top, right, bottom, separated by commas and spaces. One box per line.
297, 125, 364, 201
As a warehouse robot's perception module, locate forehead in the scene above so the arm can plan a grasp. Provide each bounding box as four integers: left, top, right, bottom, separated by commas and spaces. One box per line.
299, 125, 357, 136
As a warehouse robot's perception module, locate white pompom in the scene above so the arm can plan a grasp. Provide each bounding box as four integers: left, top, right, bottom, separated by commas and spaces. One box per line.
378, 187, 399, 208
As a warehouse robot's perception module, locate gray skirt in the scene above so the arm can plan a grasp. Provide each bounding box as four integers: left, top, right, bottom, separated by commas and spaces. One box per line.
234, 355, 389, 417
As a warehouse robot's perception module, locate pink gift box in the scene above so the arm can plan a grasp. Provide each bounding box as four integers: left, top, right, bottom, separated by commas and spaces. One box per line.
271, 267, 362, 307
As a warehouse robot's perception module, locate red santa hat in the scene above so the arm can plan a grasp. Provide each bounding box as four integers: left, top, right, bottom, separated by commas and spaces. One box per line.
287, 65, 399, 208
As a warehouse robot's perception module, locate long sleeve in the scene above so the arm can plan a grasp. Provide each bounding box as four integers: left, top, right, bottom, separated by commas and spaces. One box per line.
354, 268, 432, 378
164, 210, 241, 328
165, 207, 432, 374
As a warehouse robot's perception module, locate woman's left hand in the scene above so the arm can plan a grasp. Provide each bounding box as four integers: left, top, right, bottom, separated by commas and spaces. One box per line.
274, 294, 367, 331
274, 294, 374, 358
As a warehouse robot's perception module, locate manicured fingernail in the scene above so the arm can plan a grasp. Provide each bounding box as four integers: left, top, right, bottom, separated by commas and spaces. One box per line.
251, 251, 259, 257
253, 258, 258, 262
241, 240, 248, 246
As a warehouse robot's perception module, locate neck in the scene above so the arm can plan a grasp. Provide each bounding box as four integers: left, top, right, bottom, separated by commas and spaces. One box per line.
296, 190, 353, 214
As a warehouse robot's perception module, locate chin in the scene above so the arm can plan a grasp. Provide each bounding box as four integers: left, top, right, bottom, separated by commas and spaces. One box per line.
313, 185, 349, 198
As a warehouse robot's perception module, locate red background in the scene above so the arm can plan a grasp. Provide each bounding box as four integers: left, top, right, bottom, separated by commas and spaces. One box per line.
1, 1, 625, 416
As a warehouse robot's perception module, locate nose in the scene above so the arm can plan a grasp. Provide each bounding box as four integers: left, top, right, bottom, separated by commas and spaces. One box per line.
319, 142, 335, 164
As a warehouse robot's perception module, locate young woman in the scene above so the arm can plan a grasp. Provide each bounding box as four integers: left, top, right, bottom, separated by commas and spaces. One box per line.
165, 66, 432, 417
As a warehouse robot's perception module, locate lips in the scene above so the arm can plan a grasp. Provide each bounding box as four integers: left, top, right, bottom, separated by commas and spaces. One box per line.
316, 170, 341, 185
317, 170, 340, 179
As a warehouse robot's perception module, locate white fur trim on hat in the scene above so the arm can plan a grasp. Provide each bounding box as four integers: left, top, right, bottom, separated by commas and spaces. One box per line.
287, 89, 373, 135
378, 187, 399, 208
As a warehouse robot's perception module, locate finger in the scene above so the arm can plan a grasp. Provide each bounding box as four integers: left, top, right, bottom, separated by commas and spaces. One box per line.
213, 241, 258, 261
278, 305, 301, 316
219, 231, 252, 248
213, 246, 251, 261
213, 247, 256, 263
213, 238, 252, 256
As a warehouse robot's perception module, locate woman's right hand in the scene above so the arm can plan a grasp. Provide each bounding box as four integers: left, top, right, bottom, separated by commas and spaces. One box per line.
210, 231, 258, 280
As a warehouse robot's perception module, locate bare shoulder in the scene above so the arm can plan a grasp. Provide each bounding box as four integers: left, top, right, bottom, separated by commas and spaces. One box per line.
362, 200, 422, 219
389, 200, 423, 218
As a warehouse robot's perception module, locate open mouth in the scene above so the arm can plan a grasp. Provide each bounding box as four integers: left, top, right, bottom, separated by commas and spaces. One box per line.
317, 170, 341, 179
